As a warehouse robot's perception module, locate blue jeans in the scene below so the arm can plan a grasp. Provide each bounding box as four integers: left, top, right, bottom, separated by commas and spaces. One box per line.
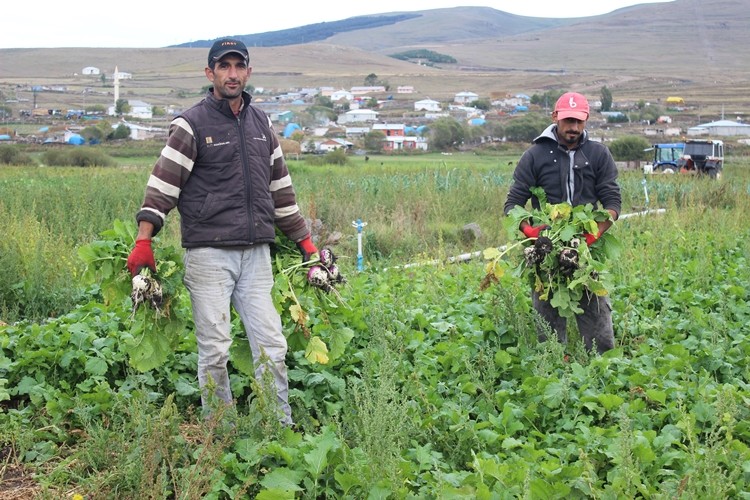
532, 289, 615, 354
183, 244, 292, 424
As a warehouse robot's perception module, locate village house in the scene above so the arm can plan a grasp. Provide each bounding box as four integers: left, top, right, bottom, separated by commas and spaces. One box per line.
330, 89, 354, 102
318, 138, 353, 152
414, 98, 441, 112
350, 86, 386, 95
454, 91, 479, 104
337, 109, 379, 124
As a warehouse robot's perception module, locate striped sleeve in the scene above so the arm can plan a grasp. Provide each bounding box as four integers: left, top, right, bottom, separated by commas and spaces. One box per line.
135, 117, 196, 234
268, 117, 310, 242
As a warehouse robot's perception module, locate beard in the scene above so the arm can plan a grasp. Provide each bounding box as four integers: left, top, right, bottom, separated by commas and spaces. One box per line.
559, 129, 581, 145
215, 81, 243, 99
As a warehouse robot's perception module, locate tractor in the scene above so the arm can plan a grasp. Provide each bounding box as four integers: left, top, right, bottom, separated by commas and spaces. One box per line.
677, 139, 724, 179
643, 142, 685, 174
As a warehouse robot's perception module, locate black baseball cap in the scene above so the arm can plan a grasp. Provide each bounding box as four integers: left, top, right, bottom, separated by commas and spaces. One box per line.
207, 38, 249, 66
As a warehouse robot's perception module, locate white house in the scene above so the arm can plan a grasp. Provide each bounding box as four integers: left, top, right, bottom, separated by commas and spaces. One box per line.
397, 86, 415, 94
330, 89, 354, 102
384, 136, 428, 151
318, 138, 353, 152
687, 119, 750, 136
454, 91, 479, 104
108, 99, 153, 119
126, 100, 153, 119
82, 66, 100, 75
415, 98, 441, 112
337, 109, 379, 124
114, 71, 132, 80
113, 121, 165, 140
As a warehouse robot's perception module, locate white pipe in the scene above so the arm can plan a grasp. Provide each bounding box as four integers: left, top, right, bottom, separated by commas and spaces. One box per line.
385, 208, 666, 271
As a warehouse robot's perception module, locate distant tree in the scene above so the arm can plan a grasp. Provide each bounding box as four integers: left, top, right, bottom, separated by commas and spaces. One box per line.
364, 130, 386, 153
600, 86, 613, 112
530, 90, 565, 111
80, 125, 105, 143
364, 73, 379, 86
365, 97, 379, 109
609, 136, 650, 161
473, 98, 491, 111
315, 95, 334, 108
504, 113, 551, 143
290, 130, 305, 143
428, 117, 465, 151
0, 105, 12, 119
108, 123, 130, 140
114, 99, 130, 116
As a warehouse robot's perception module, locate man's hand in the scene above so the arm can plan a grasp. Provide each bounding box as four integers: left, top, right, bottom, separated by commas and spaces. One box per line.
583, 231, 602, 246
522, 224, 550, 239
297, 236, 318, 263
127, 239, 156, 276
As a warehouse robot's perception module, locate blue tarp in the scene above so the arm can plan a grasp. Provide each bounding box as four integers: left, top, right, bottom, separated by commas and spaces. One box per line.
469, 118, 486, 126
0, 134, 11, 140
283, 123, 301, 138
67, 134, 85, 145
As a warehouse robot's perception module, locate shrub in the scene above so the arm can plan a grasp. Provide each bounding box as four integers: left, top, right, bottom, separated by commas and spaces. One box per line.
42, 148, 116, 167
0, 145, 36, 166
305, 148, 350, 166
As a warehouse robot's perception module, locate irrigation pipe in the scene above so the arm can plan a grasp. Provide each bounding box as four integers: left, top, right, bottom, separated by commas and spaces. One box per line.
383, 208, 667, 271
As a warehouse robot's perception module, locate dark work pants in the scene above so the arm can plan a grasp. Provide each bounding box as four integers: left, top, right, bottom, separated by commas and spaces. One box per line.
532, 290, 615, 354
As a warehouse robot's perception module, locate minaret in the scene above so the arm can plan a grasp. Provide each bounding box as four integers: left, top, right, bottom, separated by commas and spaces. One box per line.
113, 66, 120, 112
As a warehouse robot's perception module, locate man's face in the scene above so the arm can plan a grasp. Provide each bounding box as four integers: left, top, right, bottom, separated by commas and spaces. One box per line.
205, 54, 251, 100
554, 115, 586, 146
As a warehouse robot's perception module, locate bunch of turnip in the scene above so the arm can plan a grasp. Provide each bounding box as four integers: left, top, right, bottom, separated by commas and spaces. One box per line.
483, 187, 622, 319
306, 247, 346, 293
131, 271, 163, 314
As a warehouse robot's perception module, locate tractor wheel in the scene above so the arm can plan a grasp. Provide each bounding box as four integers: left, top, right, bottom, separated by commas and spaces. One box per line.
706, 168, 718, 179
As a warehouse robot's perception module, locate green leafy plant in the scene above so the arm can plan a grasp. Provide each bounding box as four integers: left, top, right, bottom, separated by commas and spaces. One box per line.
483, 187, 623, 319
77, 219, 190, 371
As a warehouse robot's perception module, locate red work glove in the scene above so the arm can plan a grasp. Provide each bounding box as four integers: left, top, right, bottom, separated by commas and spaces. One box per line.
296, 236, 318, 263
522, 224, 550, 239
127, 239, 156, 276
583, 231, 602, 246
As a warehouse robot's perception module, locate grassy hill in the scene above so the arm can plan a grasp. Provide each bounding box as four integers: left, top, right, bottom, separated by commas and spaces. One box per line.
0, 0, 748, 124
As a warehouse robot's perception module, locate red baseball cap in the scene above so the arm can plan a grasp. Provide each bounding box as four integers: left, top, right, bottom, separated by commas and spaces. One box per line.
554, 92, 590, 121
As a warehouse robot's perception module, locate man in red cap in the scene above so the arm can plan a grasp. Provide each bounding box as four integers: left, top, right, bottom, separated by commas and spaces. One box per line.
126, 37, 317, 426
503, 92, 621, 354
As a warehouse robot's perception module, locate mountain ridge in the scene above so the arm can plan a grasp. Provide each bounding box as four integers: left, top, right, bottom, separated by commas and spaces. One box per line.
0, 0, 747, 117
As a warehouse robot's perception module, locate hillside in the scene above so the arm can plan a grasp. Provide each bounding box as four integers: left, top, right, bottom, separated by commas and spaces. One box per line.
0, 0, 748, 120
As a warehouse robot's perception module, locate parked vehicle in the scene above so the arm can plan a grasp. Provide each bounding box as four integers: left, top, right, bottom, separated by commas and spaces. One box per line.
643, 142, 685, 174
678, 139, 724, 179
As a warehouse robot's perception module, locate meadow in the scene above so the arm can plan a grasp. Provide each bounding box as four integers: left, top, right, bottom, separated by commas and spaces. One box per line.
1, 152, 749, 498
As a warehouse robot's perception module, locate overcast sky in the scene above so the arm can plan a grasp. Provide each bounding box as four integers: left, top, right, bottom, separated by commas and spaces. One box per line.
1, 0, 674, 49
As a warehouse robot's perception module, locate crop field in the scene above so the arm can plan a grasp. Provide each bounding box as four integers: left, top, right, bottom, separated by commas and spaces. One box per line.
1, 153, 750, 498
